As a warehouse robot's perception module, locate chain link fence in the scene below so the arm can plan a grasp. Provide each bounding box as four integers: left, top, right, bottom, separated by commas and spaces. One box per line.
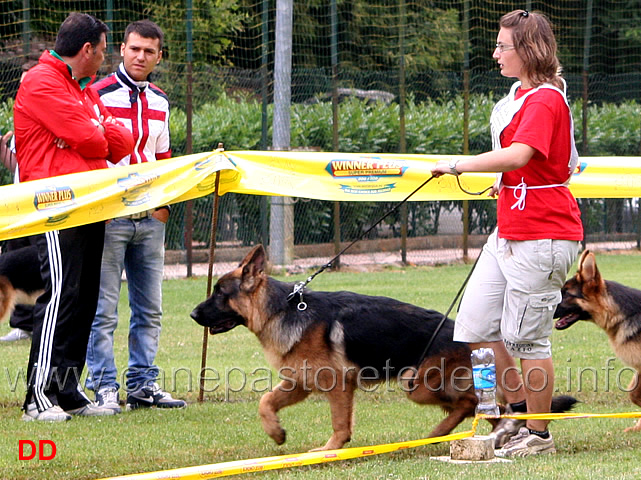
1, 1, 640, 270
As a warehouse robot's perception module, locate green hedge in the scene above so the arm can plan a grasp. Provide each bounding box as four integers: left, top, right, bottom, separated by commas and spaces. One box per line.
2, 95, 640, 247
168, 94, 641, 157
3, 93, 639, 168
164, 94, 640, 247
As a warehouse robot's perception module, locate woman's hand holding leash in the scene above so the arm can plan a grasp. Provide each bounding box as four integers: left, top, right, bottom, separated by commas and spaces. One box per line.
431, 159, 495, 197
431, 159, 460, 178
488, 177, 500, 198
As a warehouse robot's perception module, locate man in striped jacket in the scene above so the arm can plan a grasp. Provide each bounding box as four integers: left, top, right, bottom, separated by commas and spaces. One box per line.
86, 20, 186, 412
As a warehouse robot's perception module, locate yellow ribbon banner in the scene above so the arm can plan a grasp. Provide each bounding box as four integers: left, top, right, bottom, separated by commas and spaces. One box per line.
97, 411, 641, 480
0, 150, 237, 241
223, 151, 641, 201
1, 150, 640, 241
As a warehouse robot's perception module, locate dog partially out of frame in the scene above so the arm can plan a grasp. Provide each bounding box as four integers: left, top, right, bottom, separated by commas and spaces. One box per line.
0, 244, 43, 324
555, 249, 641, 433
191, 244, 577, 451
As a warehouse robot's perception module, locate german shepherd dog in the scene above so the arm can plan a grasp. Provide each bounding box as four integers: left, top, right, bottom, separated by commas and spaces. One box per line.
191, 245, 577, 451
555, 250, 641, 432
0, 244, 43, 323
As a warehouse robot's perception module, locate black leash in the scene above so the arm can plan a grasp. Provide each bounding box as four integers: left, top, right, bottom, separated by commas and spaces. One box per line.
412, 249, 483, 372
284, 170, 491, 372
287, 175, 493, 308
410, 176, 490, 365
456, 175, 494, 197
287, 174, 438, 308
286, 173, 494, 308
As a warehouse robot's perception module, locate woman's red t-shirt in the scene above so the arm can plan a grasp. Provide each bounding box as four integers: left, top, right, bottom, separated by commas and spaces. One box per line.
497, 87, 583, 241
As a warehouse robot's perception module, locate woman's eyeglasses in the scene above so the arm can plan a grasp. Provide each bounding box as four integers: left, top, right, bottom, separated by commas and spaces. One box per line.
495, 43, 515, 53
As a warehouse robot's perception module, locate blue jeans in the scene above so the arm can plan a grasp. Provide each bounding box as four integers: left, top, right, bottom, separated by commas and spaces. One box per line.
86, 216, 165, 392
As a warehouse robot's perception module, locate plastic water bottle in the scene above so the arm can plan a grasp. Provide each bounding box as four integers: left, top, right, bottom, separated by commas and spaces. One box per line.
471, 347, 500, 417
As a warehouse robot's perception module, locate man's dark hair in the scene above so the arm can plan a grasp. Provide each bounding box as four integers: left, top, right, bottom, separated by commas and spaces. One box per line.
54, 12, 109, 57
124, 20, 164, 50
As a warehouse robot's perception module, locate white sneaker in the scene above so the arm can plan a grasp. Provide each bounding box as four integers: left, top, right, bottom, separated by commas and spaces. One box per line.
22, 403, 71, 422
95, 387, 122, 414
490, 405, 526, 448
495, 427, 556, 458
0, 328, 31, 342
66, 403, 118, 417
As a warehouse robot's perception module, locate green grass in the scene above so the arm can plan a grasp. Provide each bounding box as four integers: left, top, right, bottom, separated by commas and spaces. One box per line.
1, 254, 641, 479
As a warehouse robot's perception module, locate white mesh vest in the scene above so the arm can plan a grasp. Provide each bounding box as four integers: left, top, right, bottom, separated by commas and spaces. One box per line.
490, 79, 578, 211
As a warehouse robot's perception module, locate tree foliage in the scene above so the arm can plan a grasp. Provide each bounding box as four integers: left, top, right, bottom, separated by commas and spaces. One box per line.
146, 0, 244, 66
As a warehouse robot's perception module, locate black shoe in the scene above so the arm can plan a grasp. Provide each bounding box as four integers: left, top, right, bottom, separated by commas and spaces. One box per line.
126, 382, 187, 410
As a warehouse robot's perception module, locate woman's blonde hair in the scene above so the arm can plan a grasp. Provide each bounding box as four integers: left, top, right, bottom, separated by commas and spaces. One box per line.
500, 10, 562, 89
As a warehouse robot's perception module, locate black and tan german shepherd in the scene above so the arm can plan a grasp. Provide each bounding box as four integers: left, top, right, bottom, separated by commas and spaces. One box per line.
191, 245, 577, 451
0, 244, 43, 323
555, 249, 641, 432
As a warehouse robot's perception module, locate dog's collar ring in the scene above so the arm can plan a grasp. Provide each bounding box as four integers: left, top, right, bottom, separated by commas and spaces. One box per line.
287, 280, 308, 310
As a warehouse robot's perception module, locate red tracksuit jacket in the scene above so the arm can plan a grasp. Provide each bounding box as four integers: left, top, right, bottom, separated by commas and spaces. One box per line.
14, 51, 134, 182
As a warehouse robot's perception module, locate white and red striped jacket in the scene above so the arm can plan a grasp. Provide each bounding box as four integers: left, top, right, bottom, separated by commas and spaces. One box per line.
92, 63, 171, 167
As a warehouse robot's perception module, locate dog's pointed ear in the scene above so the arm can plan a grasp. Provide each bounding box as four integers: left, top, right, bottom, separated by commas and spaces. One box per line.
578, 250, 602, 286
239, 245, 266, 292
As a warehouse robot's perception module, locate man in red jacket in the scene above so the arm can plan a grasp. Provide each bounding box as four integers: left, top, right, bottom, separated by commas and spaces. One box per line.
14, 12, 134, 422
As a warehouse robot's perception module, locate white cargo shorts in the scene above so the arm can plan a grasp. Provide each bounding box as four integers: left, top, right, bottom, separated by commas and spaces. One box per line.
453, 228, 580, 359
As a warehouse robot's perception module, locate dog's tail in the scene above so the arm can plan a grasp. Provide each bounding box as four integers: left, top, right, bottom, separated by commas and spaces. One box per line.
0, 276, 16, 324
551, 394, 580, 413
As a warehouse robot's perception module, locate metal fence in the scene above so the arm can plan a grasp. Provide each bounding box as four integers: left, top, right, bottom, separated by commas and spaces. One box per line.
1, 0, 640, 271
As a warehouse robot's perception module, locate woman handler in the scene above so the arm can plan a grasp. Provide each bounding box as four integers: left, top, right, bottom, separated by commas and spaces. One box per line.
431, 10, 582, 457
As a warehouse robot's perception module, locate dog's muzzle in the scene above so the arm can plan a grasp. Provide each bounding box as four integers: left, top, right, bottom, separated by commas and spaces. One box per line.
190, 308, 243, 335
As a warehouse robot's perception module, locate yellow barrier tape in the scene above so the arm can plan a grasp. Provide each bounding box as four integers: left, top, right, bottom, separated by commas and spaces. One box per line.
488, 411, 641, 421
2, 151, 641, 241
97, 428, 474, 480
0, 150, 239, 241
97, 410, 641, 480
223, 151, 641, 201
2, 150, 641, 241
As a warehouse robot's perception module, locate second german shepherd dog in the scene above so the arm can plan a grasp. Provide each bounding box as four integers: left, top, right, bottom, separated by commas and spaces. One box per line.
555, 250, 641, 432
0, 244, 43, 323
192, 245, 577, 451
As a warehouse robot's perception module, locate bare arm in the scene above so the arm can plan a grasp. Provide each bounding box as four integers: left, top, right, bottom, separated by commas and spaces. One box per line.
431, 142, 535, 177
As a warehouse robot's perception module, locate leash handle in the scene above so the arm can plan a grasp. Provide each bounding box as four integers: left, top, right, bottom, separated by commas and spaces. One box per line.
456, 175, 494, 196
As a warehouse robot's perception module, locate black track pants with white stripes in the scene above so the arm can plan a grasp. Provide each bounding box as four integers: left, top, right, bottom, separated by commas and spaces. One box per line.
24, 222, 105, 412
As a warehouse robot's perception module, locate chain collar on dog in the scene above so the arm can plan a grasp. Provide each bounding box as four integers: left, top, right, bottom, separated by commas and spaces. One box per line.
286, 173, 492, 306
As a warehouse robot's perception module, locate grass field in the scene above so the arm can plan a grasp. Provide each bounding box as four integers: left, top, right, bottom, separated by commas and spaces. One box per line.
1, 252, 641, 479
